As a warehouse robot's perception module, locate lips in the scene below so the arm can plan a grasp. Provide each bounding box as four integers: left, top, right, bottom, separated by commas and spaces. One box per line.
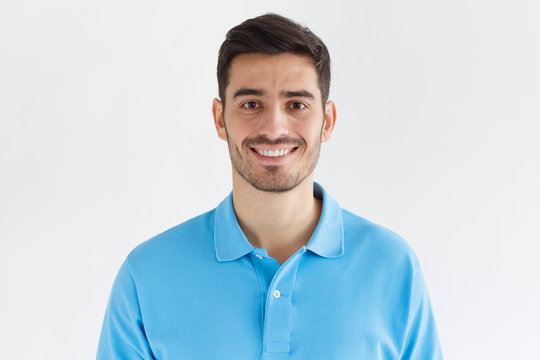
253, 148, 294, 157
249, 145, 299, 158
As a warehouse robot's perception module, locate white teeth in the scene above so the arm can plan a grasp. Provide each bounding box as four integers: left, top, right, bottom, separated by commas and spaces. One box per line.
257, 149, 291, 157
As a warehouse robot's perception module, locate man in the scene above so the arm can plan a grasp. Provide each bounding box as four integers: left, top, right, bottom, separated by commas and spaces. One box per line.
97, 14, 443, 359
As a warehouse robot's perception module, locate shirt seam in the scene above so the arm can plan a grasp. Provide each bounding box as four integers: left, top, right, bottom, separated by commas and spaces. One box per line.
125, 257, 157, 359
247, 253, 266, 353
398, 265, 420, 358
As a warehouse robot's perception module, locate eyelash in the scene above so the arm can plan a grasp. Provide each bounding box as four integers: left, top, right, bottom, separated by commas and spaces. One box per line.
240, 101, 308, 110
241, 101, 260, 110
290, 102, 307, 110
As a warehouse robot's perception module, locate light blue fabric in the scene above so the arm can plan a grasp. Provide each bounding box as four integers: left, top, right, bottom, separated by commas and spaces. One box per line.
97, 183, 443, 359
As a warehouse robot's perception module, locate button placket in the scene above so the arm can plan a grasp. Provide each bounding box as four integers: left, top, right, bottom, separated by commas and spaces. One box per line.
263, 247, 306, 353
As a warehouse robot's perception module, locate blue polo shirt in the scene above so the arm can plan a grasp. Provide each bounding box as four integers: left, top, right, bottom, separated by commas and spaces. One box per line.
97, 183, 443, 359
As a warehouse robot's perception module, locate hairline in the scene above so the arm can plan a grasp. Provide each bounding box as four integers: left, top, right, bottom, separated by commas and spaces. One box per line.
221, 52, 327, 110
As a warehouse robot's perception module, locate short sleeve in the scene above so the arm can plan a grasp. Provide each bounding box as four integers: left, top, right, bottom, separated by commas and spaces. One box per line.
97, 259, 155, 359
400, 266, 444, 359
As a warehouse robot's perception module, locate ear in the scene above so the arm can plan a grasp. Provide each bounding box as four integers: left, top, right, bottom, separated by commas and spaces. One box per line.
212, 98, 227, 141
321, 100, 337, 142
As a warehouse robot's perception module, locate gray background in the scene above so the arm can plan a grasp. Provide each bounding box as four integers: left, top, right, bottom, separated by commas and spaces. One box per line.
1, 0, 539, 358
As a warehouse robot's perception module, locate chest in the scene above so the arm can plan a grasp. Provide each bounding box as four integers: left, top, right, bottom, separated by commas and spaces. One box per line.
138, 252, 408, 359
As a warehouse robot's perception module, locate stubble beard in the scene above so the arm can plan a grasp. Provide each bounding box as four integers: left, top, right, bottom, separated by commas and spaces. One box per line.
226, 133, 322, 193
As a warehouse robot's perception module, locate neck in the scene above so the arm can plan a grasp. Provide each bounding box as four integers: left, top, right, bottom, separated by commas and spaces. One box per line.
232, 173, 322, 264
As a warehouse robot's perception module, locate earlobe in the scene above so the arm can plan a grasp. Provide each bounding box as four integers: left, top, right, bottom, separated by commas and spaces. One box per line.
212, 98, 227, 141
321, 100, 337, 142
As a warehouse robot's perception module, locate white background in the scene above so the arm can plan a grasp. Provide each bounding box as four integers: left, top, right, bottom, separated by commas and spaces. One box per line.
1, 0, 539, 359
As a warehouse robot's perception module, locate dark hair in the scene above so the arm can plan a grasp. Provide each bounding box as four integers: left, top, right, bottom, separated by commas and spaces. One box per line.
217, 13, 331, 105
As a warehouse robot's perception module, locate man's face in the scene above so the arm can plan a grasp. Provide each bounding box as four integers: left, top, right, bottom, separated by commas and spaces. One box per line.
213, 53, 335, 193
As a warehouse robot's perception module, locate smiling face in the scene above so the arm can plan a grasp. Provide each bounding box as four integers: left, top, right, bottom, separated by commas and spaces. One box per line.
213, 53, 336, 193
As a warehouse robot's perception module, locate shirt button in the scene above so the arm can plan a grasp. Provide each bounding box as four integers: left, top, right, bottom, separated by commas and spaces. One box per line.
273, 290, 281, 298
255, 254, 263, 259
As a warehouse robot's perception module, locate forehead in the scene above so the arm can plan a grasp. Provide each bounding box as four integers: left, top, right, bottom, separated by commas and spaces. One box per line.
226, 53, 320, 99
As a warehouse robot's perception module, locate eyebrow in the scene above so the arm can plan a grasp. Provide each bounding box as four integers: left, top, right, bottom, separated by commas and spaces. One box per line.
232, 88, 315, 99
232, 88, 265, 98
280, 90, 315, 99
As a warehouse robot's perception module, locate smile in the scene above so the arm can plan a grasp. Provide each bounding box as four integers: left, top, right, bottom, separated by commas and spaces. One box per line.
250, 147, 297, 157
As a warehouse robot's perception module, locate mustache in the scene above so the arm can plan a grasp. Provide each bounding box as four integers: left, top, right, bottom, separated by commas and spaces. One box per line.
244, 136, 303, 147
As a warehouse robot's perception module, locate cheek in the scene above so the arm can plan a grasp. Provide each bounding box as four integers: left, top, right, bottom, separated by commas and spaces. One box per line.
224, 121, 250, 144
297, 122, 324, 141
225, 114, 262, 138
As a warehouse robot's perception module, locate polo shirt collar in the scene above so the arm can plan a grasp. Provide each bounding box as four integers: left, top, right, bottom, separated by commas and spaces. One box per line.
214, 182, 344, 262
305, 182, 345, 258
213, 191, 255, 262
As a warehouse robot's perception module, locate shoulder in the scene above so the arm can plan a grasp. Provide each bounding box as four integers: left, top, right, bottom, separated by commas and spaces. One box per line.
125, 209, 216, 271
340, 208, 420, 272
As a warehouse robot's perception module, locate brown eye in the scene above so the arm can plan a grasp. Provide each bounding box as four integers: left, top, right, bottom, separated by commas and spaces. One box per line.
242, 101, 259, 109
291, 102, 306, 110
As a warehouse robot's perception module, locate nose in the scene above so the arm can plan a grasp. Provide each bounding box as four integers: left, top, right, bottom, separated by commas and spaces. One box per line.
258, 102, 289, 139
